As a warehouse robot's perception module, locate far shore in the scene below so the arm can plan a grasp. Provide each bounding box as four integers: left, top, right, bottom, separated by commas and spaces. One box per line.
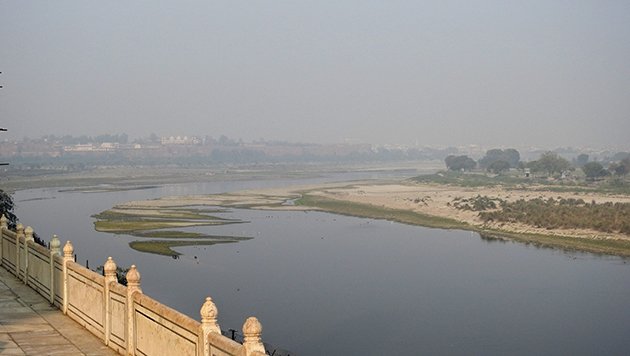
109, 180, 630, 257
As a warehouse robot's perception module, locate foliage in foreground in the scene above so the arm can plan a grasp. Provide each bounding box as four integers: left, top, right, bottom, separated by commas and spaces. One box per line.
0, 189, 17, 229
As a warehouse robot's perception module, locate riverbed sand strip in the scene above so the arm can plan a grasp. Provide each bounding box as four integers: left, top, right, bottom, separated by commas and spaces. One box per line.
108, 181, 630, 242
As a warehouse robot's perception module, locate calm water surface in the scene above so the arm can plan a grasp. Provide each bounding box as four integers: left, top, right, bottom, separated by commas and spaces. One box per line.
13, 175, 630, 355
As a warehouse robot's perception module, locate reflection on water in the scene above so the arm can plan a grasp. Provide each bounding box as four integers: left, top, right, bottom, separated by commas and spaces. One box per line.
13, 174, 630, 356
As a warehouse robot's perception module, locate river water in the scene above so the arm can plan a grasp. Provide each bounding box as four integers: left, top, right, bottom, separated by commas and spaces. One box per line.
12, 173, 630, 355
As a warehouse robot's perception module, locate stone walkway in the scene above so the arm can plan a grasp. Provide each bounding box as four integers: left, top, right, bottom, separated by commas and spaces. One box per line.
0, 266, 118, 355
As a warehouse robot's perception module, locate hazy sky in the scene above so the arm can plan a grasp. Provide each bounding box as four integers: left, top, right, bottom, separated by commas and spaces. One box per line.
1, 1, 629, 149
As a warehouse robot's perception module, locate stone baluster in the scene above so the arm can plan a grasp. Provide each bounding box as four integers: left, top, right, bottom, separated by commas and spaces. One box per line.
126, 265, 142, 354
50, 235, 61, 256
62, 241, 74, 314
49, 235, 61, 304
23, 226, 34, 284
15, 224, 24, 278
24, 226, 34, 242
16, 223, 24, 238
104, 257, 118, 346
242, 317, 265, 356
0, 214, 7, 229
200, 297, 221, 356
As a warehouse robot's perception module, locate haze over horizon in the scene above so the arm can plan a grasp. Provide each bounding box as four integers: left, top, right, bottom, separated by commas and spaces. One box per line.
1, 1, 629, 150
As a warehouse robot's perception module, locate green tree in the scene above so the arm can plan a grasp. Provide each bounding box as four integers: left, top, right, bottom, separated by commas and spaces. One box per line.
610, 157, 630, 176
478, 148, 520, 168
528, 152, 571, 176
582, 162, 608, 180
503, 149, 521, 167
488, 160, 510, 174
445, 155, 476, 171
575, 154, 589, 167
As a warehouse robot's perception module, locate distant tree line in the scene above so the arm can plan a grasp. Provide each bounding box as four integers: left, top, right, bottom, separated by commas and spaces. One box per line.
443, 149, 630, 181
444, 148, 521, 173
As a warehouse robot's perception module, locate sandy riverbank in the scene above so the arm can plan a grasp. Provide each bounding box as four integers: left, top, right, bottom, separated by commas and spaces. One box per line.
116, 180, 630, 244
304, 181, 630, 242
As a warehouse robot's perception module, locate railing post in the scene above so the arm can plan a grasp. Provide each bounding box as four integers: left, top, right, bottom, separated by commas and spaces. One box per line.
15, 224, 24, 278
104, 257, 118, 346
24, 226, 34, 285
49, 235, 61, 304
62, 240, 74, 314
0, 214, 6, 267
242, 317, 265, 356
126, 265, 142, 355
199, 297, 221, 356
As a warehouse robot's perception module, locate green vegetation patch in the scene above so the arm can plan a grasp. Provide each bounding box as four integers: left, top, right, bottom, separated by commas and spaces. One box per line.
129, 239, 237, 257
93, 203, 254, 257
131, 230, 244, 240
451, 195, 505, 211
94, 220, 226, 233
92, 205, 246, 234
480, 198, 630, 235
296, 194, 467, 230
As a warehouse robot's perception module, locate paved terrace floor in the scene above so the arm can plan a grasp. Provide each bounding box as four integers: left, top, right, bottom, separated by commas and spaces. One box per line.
0, 266, 118, 355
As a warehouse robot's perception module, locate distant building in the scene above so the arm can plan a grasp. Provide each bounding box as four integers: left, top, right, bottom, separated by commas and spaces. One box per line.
161, 136, 200, 145
64, 144, 94, 152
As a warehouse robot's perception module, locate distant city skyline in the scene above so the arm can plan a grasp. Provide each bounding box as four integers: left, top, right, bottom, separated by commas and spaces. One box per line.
1, 1, 629, 150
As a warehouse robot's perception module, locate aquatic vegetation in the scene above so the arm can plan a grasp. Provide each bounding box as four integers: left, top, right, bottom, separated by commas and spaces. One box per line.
92, 205, 253, 256
129, 238, 249, 257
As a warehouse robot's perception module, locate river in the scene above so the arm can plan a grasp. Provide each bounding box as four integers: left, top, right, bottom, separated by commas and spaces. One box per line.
12, 172, 630, 355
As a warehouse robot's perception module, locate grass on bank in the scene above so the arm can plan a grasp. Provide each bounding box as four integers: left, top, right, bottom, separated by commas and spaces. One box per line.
296, 194, 467, 230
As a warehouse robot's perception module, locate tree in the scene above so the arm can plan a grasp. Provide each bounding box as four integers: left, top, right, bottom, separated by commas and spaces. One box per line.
478, 148, 520, 169
527, 152, 571, 176
488, 160, 510, 174
503, 149, 521, 168
445, 155, 476, 171
0, 189, 17, 230
575, 154, 589, 167
582, 162, 608, 180
610, 157, 630, 176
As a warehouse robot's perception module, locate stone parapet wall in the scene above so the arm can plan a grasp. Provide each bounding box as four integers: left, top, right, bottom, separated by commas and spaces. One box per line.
0, 215, 267, 356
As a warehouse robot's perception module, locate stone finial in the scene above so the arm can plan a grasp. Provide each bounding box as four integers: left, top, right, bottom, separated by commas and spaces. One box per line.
126, 265, 141, 289
25, 226, 34, 242
50, 235, 61, 255
0, 214, 7, 229
200, 297, 221, 333
242, 317, 265, 355
63, 241, 74, 259
104, 257, 117, 282
16, 223, 24, 238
